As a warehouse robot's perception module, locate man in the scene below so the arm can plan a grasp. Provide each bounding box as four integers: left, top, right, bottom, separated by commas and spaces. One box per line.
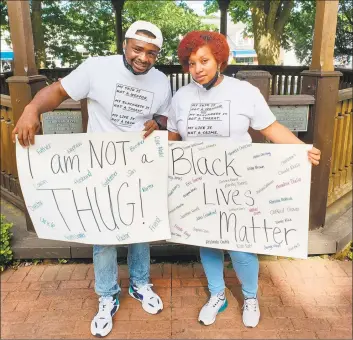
12, 21, 171, 338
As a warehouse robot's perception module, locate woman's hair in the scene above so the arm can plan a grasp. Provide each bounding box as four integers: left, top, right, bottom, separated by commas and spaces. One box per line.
177, 31, 230, 72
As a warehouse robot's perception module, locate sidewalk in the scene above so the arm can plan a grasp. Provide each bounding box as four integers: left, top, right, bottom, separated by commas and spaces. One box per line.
1, 259, 352, 339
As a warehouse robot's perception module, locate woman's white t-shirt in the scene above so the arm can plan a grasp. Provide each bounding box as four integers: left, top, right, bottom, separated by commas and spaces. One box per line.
61, 55, 171, 133
167, 76, 276, 143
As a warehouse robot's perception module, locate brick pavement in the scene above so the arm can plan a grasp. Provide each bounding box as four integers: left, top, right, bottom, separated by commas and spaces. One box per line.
0, 258, 352, 339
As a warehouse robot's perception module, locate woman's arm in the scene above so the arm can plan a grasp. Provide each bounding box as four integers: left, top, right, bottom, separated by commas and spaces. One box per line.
260, 121, 321, 165
168, 131, 181, 141
260, 121, 304, 144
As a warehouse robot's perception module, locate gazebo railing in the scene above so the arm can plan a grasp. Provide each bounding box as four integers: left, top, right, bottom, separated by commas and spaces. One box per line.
2, 65, 352, 96
327, 87, 353, 206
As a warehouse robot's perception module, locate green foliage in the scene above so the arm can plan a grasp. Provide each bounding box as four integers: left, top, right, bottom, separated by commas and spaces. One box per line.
123, 0, 215, 64
1, 0, 215, 67
0, 215, 13, 271
287, 0, 352, 65
205, 0, 352, 65
286, 1, 315, 65
0, 0, 9, 39
206, 0, 295, 64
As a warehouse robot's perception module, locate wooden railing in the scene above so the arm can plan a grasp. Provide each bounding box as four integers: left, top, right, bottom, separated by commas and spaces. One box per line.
0, 95, 23, 208
327, 88, 353, 206
2, 66, 352, 96
0, 95, 83, 210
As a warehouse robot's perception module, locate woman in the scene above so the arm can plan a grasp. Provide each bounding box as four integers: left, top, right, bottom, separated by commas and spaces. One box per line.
168, 31, 321, 328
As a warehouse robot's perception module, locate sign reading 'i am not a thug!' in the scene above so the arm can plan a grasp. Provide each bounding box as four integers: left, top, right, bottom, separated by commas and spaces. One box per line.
167, 142, 312, 259
16, 131, 170, 245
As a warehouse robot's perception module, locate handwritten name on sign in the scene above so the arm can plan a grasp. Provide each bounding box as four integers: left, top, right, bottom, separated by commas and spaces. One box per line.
16, 132, 170, 245
167, 142, 312, 259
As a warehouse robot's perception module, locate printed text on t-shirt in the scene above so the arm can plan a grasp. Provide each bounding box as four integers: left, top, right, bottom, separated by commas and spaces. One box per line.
111, 83, 154, 128
187, 101, 230, 137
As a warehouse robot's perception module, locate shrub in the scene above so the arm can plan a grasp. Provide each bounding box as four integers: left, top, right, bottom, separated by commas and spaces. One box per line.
0, 215, 13, 271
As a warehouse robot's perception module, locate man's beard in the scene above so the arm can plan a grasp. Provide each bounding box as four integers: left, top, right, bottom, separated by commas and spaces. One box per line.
123, 54, 152, 75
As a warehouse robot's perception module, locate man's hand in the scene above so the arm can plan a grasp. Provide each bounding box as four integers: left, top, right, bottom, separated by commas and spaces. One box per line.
12, 106, 41, 147
143, 119, 159, 138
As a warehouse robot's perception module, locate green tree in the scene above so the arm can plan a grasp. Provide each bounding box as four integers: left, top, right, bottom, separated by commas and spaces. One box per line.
123, 0, 215, 64
1, 0, 215, 68
0, 0, 9, 37
288, 0, 352, 65
205, 0, 294, 65
31, 0, 47, 68
42, 0, 116, 67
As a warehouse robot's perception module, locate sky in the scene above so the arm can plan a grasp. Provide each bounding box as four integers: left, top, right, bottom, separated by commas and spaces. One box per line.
186, 1, 206, 16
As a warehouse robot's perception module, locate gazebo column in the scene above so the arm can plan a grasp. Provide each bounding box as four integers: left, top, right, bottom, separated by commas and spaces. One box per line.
218, 0, 230, 37
300, 0, 341, 230
111, 0, 126, 54
6, 0, 47, 232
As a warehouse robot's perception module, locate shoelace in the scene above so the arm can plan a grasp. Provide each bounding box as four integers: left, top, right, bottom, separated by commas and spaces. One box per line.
243, 298, 257, 312
97, 296, 115, 318
206, 293, 225, 308
136, 283, 154, 297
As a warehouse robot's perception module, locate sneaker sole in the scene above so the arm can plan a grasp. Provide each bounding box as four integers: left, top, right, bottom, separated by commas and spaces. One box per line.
91, 304, 119, 337
128, 288, 163, 315
198, 299, 228, 326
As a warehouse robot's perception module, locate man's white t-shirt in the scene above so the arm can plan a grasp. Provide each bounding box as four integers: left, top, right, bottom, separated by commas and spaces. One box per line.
167, 76, 276, 143
60, 55, 171, 133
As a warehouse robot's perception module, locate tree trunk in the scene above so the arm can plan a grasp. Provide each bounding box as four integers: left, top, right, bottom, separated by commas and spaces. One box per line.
251, 5, 285, 65
253, 30, 281, 65
31, 0, 46, 69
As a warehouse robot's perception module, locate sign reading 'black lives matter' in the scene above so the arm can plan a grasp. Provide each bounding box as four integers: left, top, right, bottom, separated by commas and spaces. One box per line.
167, 142, 312, 259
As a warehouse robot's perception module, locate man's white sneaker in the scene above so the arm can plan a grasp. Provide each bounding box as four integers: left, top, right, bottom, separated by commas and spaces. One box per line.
129, 283, 163, 314
242, 297, 260, 328
91, 294, 119, 337
198, 291, 228, 326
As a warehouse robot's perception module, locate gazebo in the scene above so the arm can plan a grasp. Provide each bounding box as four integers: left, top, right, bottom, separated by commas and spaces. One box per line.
1, 0, 352, 258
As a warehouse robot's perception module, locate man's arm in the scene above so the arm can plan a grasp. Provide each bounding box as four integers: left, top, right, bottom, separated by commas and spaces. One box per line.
12, 81, 70, 146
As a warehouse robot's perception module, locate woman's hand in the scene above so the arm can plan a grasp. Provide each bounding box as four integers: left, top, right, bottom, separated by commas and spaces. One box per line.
308, 147, 321, 166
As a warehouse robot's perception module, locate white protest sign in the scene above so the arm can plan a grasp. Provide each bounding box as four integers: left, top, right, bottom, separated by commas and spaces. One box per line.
167, 142, 312, 259
16, 131, 170, 245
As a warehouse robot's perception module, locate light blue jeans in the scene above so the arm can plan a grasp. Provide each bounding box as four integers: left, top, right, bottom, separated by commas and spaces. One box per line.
200, 247, 259, 298
93, 243, 150, 297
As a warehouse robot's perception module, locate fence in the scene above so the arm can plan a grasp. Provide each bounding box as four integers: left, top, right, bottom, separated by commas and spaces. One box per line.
0, 95, 82, 210
1, 66, 352, 96
0, 95, 23, 208
327, 88, 353, 206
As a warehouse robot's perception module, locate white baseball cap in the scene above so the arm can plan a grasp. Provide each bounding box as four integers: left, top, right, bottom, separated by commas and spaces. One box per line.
125, 21, 163, 49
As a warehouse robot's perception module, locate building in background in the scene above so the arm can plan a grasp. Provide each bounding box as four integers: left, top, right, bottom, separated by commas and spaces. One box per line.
0, 33, 14, 72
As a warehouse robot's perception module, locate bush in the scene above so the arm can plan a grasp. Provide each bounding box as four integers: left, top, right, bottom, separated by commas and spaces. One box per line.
0, 215, 13, 271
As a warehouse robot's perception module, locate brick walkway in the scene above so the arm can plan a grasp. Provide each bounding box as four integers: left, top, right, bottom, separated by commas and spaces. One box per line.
1, 258, 352, 339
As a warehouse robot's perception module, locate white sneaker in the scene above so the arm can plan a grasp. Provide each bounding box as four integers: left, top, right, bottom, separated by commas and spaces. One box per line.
129, 283, 163, 314
91, 294, 119, 337
198, 291, 228, 326
242, 297, 260, 327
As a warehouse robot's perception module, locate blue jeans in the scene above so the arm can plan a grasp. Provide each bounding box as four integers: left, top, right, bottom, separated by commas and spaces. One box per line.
200, 247, 259, 298
93, 243, 150, 297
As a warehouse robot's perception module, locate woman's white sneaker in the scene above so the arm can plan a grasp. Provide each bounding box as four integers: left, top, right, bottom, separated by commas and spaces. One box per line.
242, 297, 260, 328
198, 291, 228, 326
91, 294, 119, 337
129, 283, 163, 314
